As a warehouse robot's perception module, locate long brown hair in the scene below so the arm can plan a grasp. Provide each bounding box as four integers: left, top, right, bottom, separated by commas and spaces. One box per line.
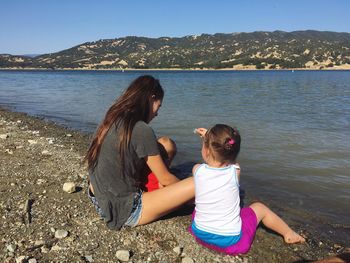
85, 75, 164, 169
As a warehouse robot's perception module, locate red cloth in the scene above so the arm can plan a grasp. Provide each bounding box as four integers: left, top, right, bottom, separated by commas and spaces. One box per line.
145, 172, 160, 192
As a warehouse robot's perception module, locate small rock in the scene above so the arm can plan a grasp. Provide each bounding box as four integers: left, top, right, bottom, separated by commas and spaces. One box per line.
182, 257, 194, 263
36, 179, 46, 185
334, 244, 342, 249
84, 255, 93, 262
28, 258, 37, 263
116, 250, 130, 262
6, 244, 17, 252
41, 246, 49, 253
34, 240, 46, 246
28, 140, 38, 145
50, 227, 55, 233
66, 133, 72, 137
123, 239, 131, 246
78, 173, 87, 179
16, 256, 27, 263
5, 149, 13, 155
41, 150, 52, 156
173, 246, 182, 256
63, 182, 76, 193
54, 229, 68, 239
0, 134, 10, 139
50, 244, 61, 251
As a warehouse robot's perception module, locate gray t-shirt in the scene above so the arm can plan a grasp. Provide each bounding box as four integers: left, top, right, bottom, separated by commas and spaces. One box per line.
89, 121, 159, 230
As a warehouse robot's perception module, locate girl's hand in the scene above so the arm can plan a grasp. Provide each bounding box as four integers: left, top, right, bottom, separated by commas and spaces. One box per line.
194, 128, 207, 138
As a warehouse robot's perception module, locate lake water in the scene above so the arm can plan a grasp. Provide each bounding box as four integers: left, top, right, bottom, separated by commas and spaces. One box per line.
0, 70, 349, 227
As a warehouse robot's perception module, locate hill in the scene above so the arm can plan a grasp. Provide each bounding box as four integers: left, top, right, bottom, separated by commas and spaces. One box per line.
1, 30, 350, 70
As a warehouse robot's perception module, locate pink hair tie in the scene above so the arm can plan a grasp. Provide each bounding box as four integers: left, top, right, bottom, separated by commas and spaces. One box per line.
228, 139, 235, 145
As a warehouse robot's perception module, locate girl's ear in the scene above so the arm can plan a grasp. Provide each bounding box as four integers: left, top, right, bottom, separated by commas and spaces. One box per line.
204, 146, 211, 160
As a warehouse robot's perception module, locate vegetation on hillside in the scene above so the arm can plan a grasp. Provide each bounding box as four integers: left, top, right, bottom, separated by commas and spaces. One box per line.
1, 30, 350, 69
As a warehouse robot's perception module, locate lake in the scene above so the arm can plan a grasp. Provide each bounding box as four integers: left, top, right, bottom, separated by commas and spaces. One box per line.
0, 69, 349, 227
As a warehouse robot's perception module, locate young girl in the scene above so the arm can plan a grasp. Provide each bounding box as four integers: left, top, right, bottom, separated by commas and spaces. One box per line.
190, 124, 305, 255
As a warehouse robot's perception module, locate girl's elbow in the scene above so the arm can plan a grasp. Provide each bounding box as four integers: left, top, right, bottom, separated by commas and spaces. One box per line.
161, 175, 179, 186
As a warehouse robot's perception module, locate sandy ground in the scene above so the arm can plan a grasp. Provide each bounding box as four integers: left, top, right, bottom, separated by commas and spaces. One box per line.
0, 107, 349, 263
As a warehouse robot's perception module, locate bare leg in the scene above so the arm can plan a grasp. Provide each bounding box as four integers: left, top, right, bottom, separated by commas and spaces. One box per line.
137, 177, 195, 225
250, 202, 305, 243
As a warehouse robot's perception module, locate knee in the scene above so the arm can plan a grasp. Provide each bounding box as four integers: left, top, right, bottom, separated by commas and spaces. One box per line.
250, 201, 266, 210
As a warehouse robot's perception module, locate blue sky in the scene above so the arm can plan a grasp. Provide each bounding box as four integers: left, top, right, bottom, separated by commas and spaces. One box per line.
1, 0, 350, 55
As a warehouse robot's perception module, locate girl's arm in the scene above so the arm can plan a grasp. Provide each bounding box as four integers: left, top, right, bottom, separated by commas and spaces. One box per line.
146, 155, 180, 186
235, 162, 241, 182
192, 164, 200, 175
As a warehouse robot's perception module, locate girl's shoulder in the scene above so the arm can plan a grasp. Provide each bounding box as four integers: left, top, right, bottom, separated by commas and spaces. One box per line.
192, 163, 205, 176
134, 120, 150, 130
132, 121, 155, 136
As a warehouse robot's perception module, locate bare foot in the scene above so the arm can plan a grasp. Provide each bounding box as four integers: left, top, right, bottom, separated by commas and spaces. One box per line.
284, 230, 306, 244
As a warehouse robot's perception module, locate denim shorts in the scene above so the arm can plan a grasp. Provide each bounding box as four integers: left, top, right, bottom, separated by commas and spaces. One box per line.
87, 188, 143, 227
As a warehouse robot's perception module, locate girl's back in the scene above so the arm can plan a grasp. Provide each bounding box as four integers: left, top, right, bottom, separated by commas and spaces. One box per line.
193, 164, 241, 235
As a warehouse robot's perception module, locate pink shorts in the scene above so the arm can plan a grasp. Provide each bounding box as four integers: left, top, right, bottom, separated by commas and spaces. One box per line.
189, 207, 257, 255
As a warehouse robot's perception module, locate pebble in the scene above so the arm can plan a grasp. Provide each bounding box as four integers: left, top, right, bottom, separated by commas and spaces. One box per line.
34, 240, 46, 246
16, 256, 27, 263
66, 133, 73, 137
63, 182, 77, 193
41, 246, 49, 253
334, 244, 342, 249
173, 246, 182, 255
85, 255, 93, 262
46, 138, 55, 144
55, 229, 69, 239
182, 257, 194, 263
116, 249, 130, 262
28, 140, 38, 145
5, 149, 14, 155
50, 244, 61, 251
36, 179, 46, 185
41, 150, 52, 156
28, 258, 37, 263
6, 244, 17, 252
0, 133, 10, 139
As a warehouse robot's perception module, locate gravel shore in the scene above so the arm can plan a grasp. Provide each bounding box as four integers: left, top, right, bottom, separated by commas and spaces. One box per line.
0, 107, 348, 263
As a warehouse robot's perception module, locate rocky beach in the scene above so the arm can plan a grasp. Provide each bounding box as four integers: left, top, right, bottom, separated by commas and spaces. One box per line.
0, 107, 349, 263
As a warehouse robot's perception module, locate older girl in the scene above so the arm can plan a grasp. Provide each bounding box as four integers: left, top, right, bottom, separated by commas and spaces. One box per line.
85, 75, 194, 230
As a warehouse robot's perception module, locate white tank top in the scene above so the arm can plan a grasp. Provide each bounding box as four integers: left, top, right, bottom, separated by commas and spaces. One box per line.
193, 164, 242, 236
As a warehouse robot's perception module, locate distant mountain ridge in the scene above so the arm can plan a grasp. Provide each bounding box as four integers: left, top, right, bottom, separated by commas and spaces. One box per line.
1, 30, 350, 70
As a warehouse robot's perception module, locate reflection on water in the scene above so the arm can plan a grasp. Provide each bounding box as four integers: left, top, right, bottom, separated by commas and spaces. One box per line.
0, 70, 349, 225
